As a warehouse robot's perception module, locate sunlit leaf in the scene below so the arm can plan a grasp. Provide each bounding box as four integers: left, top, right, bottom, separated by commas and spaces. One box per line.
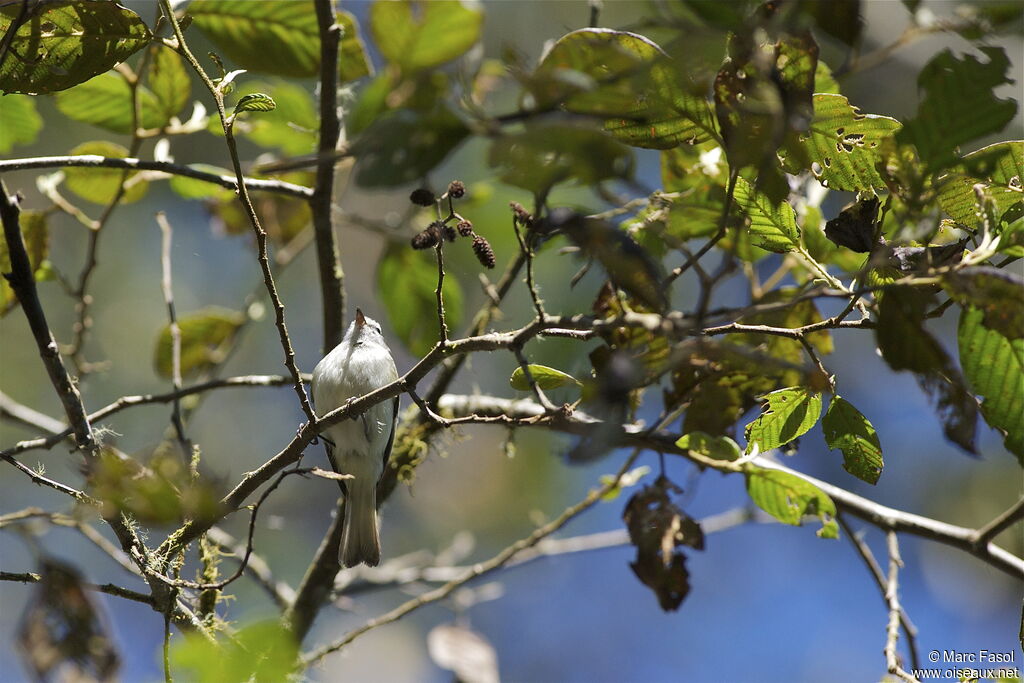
510, 364, 582, 391
822, 396, 883, 484
782, 94, 902, 191
376, 241, 463, 357
0, 0, 151, 94
64, 141, 148, 204
675, 431, 741, 461
370, 0, 483, 72
148, 43, 191, 123
732, 176, 800, 253
55, 72, 165, 133
744, 387, 823, 454
959, 306, 1024, 463
0, 94, 41, 153
943, 266, 1024, 340
233, 92, 276, 114
745, 467, 838, 538
153, 307, 245, 378
171, 620, 298, 683
337, 10, 372, 84
231, 81, 315, 155
168, 164, 235, 200
937, 140, 1023, 229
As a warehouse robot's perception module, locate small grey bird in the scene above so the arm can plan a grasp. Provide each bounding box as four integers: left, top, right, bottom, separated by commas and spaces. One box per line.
311, 309, 399, 567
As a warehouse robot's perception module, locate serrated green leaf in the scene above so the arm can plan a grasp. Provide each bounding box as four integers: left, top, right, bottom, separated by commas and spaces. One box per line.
959, 306, 1024, 462
733, 176, 800, 253
745, 467, 838, 538
822, 396, 883, 484
675, 432, 741, 461
337, 10, 372, 84
154, 307, 246, 378
898, 47, 1017, 171
744, 387, 823, 454
0, 211, 49, 317
376, 242, 462, 357
370, 0, 483, 72
533, 28, 716, 150
510, 365, 582, 391
234, 92, 276, 114
189, 0, 320, 78
813, 60, 840, 95
55, 72, 165, 133
0, 0, 151, 94
782, 94, 902, 191
64, 141, 148, 205
937, 140, 1023, 229
148, 44, 191, 123
0, 94, 41, 153
943, 267, 1024, 340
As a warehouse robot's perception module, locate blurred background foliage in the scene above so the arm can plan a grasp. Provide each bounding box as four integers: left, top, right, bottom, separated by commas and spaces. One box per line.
0, 0, 1022, 681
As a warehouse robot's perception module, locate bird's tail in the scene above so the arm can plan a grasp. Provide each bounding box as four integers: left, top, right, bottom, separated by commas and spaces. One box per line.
340, 477, 380, 568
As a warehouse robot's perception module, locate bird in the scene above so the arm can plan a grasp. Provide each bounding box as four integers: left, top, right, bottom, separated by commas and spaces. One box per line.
311, 308, 399, 567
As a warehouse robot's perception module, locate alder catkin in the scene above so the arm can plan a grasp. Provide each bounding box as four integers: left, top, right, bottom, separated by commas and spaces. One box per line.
472, 235, 496, 268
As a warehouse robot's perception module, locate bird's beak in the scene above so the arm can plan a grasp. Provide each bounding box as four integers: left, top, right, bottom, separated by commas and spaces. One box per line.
355, 308, 366, 327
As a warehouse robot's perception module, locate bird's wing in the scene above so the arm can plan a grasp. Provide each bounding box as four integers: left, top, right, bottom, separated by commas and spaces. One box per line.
382, 397, 399, 470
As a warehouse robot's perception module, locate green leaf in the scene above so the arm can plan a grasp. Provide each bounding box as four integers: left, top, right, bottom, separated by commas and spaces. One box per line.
943, 267, 1024, 340
782, 94, 902, 191
148, 44, 191, 123
510, 365, 582, 391
744, 387, 823, 454
189, 0, 320, 78
675, 432, 741, 461
232, 81, 315, 155
732, 176, 800, 253
937, 140, 1023, 228
959, 306, 1024, 462
337, 10, 372, 84
0, 0, 152, 94
0, 211, 49, 317
489, 124, 634, 195
898, 47, 1017, 171
354, 106, 469, 187
153, 307, 245, 378
376, 242, 463, 357
813, 60, 840, 95
532, 28, 716, 149
370, 0, 483, 72
745, 467, 838, 538
55, 72, 165, 133
0, 94, 41, 153
233, 92, 276, 114
64, 141, 148, 205
822, 396, 883, 484
171, 620, 298, 683
167, 164, 235, 200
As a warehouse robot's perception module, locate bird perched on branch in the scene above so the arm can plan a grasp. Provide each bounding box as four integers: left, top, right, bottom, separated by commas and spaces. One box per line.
312, 309, 399, 567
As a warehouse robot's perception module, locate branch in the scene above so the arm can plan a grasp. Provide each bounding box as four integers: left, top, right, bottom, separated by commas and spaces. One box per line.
311, 0, 346, 351
0, 389, 65, 434
206, 526, 295, 610
974, 496, 1024, 548
301, 446, 645, 666
156, 212, 190, 452
0, 571, 155, 606
0, 156, 313, 199
883, 532, 918, 682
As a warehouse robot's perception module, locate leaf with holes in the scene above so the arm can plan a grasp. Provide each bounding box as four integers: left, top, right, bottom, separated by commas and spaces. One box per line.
959, 306, 1024, 463
0, 94, 41, 153
745, 467, 838, 538
822, 396, 883, 484
154, 308, 246, 378
64, 141, 148, 205
744, 387, 823, 455
370, 0, 482, 73
510, 365, 582, 391
898, 47, 1017, 172
782, 94, 901, 191
732, 176, 800, 253
376, 242, 463, 357
0, 0, 151, 94
937, 140, 1023, 229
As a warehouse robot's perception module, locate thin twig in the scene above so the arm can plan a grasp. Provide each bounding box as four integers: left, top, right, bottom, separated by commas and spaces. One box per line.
974, 496, 1024, 547
0, 571, 155, 605
156, 212, 190, 453
883, 532, 918, 682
